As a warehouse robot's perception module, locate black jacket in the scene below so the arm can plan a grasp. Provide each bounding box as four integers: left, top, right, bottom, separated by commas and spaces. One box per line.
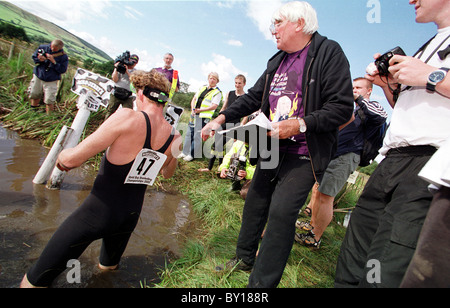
221, 32, 354, 179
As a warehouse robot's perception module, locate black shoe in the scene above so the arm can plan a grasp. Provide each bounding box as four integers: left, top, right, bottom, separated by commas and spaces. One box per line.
215, 257, 252, 273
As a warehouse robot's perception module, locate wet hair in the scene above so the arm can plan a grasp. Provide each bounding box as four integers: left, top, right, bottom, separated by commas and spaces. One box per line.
130, 69, 171, 103
272, 1, 319, 35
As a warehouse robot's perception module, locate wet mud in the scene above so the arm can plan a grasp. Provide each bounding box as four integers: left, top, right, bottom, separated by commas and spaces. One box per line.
0, 124, 196, 288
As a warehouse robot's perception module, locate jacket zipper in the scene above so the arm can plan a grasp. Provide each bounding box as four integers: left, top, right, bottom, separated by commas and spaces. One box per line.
302, 56, 319, 184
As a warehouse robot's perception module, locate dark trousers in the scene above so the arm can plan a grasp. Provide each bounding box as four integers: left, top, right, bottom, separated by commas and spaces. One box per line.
401, 186, 450, 288
335, 147, 435, 288
236, 154, 315, 288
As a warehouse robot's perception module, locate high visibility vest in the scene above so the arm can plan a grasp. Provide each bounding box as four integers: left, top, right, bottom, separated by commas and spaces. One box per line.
196, 86, 222, 119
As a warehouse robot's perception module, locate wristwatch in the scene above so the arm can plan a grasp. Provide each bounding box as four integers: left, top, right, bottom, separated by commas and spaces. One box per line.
297, 118, 307, 133
426, 67, 449, 92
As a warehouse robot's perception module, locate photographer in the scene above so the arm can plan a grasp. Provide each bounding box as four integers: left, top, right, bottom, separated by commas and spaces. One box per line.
105, 52, 139, 119
29, 39, 69, 114
335, 0, 450, 288
218, 139, 254, 200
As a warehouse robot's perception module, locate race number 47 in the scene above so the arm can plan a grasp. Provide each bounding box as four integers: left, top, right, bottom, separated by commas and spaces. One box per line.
125, 149, 167, 186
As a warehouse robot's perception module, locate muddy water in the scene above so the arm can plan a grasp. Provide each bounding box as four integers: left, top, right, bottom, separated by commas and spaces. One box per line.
0, 124, 196, 288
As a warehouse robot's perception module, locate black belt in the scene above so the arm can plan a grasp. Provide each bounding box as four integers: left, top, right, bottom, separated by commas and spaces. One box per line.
386, 145, 437, 156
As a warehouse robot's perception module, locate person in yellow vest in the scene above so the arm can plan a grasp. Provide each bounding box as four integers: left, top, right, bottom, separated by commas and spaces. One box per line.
218, 139, 255, 200
179, 72, 222, 161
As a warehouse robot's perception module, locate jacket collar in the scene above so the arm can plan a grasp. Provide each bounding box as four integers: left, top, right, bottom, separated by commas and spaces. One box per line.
267, 32, 327, 73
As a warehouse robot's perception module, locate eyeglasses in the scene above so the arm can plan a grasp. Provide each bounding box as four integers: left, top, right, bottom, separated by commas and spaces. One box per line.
269, 20, 287, 35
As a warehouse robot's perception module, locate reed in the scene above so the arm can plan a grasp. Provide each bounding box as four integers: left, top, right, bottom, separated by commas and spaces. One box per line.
0, 46, 372, 289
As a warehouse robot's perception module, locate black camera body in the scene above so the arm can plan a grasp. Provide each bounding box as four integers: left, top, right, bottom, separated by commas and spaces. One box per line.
375, 46, 406, 76
36, 48, 52, 71
115, 51, 134, 74
226, 155, 247, 181
37, 48, 47, 58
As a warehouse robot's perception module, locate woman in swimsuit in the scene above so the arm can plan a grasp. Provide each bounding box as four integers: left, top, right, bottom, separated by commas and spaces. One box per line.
20, 69, 181, 288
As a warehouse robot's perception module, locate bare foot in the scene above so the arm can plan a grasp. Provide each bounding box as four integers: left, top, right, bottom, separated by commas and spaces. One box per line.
198, 168, 211, 172
20, 274, 44, 288
98, 264, 118, 271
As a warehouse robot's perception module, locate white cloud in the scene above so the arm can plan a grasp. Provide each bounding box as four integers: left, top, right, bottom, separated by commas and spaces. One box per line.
245, 0, 283, 41
188, 53, 247, 92
9, 0, 112, 27
69, 29, 117, 58
124, 5, 144, 20
227, 39, 243, 47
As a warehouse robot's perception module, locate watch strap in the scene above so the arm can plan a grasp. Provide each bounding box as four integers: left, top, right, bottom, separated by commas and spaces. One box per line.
427, 68, 448, 92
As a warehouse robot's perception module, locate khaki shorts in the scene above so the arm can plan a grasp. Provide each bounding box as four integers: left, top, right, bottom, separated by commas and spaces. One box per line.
318, 151, 360, 197
29, 75, 58, 105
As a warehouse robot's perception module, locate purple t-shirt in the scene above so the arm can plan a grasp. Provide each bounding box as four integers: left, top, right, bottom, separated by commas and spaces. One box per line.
155, 67, 180, 89
269, 46, 310, 155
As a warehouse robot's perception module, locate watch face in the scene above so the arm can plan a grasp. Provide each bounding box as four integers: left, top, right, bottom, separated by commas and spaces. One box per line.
429, 71, 445, 83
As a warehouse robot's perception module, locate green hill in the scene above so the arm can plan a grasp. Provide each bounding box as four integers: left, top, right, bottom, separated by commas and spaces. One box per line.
0, 1, 112, 63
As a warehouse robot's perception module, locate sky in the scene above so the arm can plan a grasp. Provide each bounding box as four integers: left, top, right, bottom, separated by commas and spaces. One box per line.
7, 0, 439, 116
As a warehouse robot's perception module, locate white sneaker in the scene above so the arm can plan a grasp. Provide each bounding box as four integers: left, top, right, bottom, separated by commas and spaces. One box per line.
177, 153, 186, 159
183, 155, 193, 162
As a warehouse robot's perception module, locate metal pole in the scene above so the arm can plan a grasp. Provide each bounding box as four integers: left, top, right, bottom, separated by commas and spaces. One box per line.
46, 97, 92, 190
32, 125, 72, 184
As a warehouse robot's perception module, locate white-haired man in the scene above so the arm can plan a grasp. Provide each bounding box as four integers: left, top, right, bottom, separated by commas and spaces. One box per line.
202, 1, 353, 288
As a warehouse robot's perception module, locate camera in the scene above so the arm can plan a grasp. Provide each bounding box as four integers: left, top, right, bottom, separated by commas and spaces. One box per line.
226, 155, 247, 181
115, 51, 135, 74
374, 46, 406, 76
36, 48, 52, 71
37, 48, 47, 58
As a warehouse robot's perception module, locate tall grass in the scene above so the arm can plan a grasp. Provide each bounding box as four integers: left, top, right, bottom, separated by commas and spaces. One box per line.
0, 45, 372, 288
153, 153, 368, 288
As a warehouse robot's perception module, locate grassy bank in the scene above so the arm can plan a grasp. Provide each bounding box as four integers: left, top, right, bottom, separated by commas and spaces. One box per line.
0, 46, 371, 289
153, 117, 369, 288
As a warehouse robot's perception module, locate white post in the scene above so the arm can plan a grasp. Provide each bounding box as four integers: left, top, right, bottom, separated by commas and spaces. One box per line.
33, 125, 73, 184
46, 97, 92, 190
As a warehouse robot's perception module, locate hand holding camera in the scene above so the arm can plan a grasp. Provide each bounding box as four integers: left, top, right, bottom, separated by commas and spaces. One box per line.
37, 48, 47, 62
115, 51, 136, 74
367, 46, 438, 88
366, 46, 406, 77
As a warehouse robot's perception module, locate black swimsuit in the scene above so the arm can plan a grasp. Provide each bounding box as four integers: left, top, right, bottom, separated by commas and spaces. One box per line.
27, 112, 174, 287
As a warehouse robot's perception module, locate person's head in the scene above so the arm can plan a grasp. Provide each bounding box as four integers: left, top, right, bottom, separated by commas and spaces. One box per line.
409, 0, 450, 28
208, 72, 219, 87
163, 53, 174, 68
50, 40, 64, 52
127, 54, 139, 69
235, 74, 246, 91
270, 1, 318, 52
353, 77, 373, 100
131, 69, 171, 109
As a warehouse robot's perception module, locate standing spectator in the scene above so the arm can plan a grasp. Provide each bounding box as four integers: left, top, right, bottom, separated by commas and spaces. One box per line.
105, 53, 139, 119
202, 1, 353, 288
335, 0, 450, 288
154, 53, 180, 92
400, 137, 450, 288
295, 77, 387, 248
179, 72, 222, 161
199, 74, 247, 172
29, 39, 69, 114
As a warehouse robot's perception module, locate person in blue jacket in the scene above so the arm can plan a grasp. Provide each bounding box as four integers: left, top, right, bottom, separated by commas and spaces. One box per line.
29, 39, 69, 114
